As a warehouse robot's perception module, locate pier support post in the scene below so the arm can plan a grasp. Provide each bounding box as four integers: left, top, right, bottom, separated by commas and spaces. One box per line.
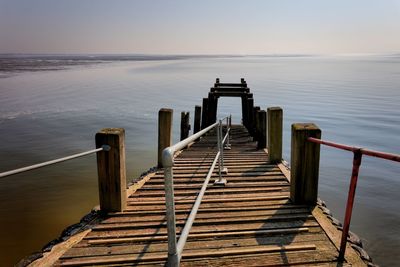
201, 98, 208, 129
208, 92, 218, 125
253, 106, 260, 140
180, 111, 190, 141
290, 123, 321, 205
158, 108, 173, 168
241, 95, 248, 127
246, 98, 254, 135
267, 107, 283, 163
95, 128, 127, 213
256, 110, 267, 149
194, 105, 201, 134
214, 77, 220, 87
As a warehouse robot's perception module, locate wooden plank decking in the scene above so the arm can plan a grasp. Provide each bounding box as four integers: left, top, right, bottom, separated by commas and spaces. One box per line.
40, 125, 365, 266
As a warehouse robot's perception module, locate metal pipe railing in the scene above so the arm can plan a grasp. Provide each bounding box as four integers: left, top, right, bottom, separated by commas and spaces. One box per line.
162, 117, 230, 267
0, 145, 110, 179
308, 137, 399, 260
176, 150, 220, 257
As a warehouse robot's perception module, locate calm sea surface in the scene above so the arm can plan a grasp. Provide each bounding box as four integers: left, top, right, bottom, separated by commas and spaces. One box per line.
0, 55, 399, 266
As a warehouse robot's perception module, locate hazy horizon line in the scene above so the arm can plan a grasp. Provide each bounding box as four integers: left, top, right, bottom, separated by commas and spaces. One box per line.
1, 52, 399, 58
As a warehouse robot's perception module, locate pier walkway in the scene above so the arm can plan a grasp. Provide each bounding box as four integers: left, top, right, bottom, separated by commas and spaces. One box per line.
39, 125, 366, 266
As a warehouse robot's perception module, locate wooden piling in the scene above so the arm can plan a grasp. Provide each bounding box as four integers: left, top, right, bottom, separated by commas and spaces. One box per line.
208, 92, 218, 125
201, 98, 208, 129
290, 123, 321, 205
194, 105, 201, 134
256, 110, 267, 149
95, 128, 127, 213
158, 108, 173, 168
267, 107, 283, 163
246, 98, 254, 135
253, 106, 260, 139
180, 111, 190, 141
215, 78, 220, 87
241, 96, 248, 127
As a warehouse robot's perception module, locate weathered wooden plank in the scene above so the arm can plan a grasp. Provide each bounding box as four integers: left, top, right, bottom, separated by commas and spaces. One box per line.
92, 214, 314, 231
129, 186, 289, 198
84, 227, 323, 246
140, 181, 289, 190
84, 220, 320, 240
100, 208, 311, 225
146, 176, 287, 184
29, 230, 90, 267
312, 206, 368, 266
125, 198, 292, 212
58, 244, 317, 266
152, 171, 284, 178
179, 249, 338, 267
64, 231, 327, 258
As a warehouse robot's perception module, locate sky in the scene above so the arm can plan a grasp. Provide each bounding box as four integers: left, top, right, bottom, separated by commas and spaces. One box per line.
0, 0, 399, 55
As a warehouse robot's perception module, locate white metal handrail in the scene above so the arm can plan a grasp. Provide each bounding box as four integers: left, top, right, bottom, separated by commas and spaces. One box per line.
0, 145, 110, 179
162, 117, 230, 267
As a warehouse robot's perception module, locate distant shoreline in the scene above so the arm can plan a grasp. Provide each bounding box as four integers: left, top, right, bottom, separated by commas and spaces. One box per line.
1, 53, 398, 75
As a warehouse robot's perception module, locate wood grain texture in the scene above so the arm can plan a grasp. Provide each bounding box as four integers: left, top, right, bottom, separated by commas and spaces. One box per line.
267, 107, 283, 163
290, 123, 321, 205
95, 128, 127, 212
158, 108, 173, 167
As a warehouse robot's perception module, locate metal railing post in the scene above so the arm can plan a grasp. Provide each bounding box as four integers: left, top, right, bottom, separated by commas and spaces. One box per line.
216, 121, 223, 180
225, 117, 231, 150
215, 120, 228, 185
163, 153, 179, 267
338, 149, 363, 261
219, 120, 225, 171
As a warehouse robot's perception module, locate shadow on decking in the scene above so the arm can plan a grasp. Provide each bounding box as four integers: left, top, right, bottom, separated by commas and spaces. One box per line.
241, 158, 308, 265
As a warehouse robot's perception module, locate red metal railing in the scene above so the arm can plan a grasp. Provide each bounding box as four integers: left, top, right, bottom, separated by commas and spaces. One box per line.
308, 137, 400, 261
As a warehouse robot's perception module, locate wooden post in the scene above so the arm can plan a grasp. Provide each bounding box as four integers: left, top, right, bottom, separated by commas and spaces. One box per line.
241, 95, 248, 127
158, 108, 173, 168
201, 98, 208, 129
180, 111, 190, 141
241, 78, 246, 86
253, 106, 260, 139
95, 128, 127, 213
254, 111, 260, 142
246, 98, 254, 135
215, 78, 220, 86
194, 105, 201, 134
257, 110, 267, 149
208, 92, 218, 125
291, 123, 321, 205
267, 107, 283, 163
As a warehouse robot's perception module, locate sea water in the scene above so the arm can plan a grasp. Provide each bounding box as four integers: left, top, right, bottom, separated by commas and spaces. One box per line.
0, 55, 399, 266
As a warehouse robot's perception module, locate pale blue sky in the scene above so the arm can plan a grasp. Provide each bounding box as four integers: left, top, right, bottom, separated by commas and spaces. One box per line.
0, 0, 399, 54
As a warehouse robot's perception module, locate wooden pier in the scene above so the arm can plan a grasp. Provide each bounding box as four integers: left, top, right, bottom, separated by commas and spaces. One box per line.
30, 128, 367, 266
25, 80, 372, 266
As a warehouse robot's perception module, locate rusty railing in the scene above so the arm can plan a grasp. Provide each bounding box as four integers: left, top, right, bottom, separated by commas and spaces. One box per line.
307, 137, 400, 260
